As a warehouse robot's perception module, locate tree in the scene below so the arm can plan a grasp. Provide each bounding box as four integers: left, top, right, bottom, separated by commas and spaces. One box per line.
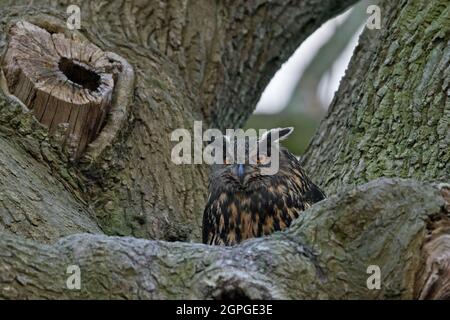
0, 0, 448, 299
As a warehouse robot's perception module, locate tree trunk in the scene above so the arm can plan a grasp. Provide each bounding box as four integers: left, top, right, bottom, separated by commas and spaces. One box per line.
302, 0, 449, 194
0, 0, 358, 243
0, 0, 449, 299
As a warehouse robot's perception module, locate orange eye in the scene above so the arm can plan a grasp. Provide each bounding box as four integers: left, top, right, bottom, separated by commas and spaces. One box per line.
256, 155, 270, 165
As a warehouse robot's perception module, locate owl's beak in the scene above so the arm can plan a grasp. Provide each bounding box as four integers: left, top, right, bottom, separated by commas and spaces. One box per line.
235, 164, 246, 183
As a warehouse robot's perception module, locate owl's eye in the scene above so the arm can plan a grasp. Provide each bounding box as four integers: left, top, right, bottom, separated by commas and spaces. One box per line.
257, 154, 271, 165
222, 142, 231, 164
250, 153, 270, 165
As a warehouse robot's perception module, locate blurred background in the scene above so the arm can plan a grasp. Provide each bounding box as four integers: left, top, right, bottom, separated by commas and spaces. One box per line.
246, 0, 371, 155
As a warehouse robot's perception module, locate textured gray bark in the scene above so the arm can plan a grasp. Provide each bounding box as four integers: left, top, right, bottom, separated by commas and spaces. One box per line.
302, 0, 450, 194
0, 179, 448, 299
0, 0, 449, 300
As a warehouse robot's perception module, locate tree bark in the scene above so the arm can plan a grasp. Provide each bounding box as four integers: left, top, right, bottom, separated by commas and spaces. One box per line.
302, 0, 449, 194
0, 178, 449, 299
0, 0, 449, 299
0, 0, 357, 242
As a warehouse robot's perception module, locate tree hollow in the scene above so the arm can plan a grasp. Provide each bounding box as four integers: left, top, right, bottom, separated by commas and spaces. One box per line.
1, 21, 116, 159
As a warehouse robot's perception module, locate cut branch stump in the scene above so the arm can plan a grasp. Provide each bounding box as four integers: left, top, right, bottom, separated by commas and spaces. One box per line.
1, 21, 117, 159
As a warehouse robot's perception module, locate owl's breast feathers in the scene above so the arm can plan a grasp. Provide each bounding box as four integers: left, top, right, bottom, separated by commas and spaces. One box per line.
202, 168, 325, 246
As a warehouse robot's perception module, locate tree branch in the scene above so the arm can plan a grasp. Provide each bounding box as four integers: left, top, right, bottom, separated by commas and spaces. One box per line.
1, 178, 448, 299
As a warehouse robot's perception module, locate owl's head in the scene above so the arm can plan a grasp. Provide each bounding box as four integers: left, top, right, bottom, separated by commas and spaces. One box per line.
209, 127, 297, 193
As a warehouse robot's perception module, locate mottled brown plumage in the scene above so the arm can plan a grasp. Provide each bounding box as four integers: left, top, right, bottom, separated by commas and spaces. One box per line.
202, 128, 325, 246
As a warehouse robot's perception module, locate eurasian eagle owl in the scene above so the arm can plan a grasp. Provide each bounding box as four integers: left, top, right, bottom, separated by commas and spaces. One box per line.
202, 127, 325, 246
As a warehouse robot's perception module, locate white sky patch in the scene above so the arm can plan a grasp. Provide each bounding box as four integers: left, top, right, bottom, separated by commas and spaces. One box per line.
255, 9, 363, 114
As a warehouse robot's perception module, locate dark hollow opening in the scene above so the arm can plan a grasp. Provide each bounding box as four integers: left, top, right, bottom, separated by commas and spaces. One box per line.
214, 288, 251, 300
58, 57, 100, 91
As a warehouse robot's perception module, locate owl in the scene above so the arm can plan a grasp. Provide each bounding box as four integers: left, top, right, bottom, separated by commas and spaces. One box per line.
202, 127, 325, 246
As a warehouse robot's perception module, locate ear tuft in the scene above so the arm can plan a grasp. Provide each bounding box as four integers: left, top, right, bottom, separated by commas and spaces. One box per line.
278, 127, 294, 141
258, 127, 294, 145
